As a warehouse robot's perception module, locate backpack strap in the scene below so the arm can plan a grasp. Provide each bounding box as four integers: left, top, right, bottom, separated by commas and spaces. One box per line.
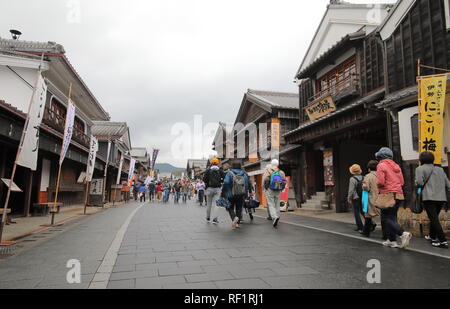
422, 167, 435, 190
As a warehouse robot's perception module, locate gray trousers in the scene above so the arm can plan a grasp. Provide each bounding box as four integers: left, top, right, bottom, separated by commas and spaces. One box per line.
205, 187, 221, 220
265, 189, 281, 220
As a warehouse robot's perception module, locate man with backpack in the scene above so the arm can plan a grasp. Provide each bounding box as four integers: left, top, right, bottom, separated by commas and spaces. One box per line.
222, 160, 250, 229
263, 159, 286, 228
203, 158, 225, 224
348, 164, 364, 234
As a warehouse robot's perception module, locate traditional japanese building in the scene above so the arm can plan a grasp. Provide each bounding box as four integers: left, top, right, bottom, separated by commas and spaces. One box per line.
0, 37, 110, 215
375, 0, 450, 207
285, 1, 393, 212
213, 89, 300, 208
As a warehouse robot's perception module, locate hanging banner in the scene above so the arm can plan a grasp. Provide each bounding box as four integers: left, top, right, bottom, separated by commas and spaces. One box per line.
151, 149, 160, 171
104, 140, 112, 177
86, 135, 99, 182
59, 100, 76, 165
128, 158, 136, 182
419, 75, 447, 164
116, 153, 124, 185
17, 73, 48, 171
323, 150, 335, 186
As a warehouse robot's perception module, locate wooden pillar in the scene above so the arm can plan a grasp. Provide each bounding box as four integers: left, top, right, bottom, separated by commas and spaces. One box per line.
23, 169, 33, 217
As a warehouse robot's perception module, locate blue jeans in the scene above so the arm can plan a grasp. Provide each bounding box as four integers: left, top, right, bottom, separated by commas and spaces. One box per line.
174, 191, 180, 203
205, 188, 221, 220
352, 199, 364, 230
163, 190, 170, 203
381, 200, 404, 242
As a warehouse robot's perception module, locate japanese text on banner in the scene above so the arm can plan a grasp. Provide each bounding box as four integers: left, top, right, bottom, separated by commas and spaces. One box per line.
419, 75, 447, 165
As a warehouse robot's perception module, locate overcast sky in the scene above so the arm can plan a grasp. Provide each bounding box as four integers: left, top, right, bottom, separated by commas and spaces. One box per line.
0, 0, 396, 167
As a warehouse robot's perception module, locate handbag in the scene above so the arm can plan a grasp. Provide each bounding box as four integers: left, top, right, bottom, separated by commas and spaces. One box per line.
373, 193, 396, 209
413, 167, 435, 214
244, 199, 261, 209
216, 198, 231, 209
361, 190, 369, 214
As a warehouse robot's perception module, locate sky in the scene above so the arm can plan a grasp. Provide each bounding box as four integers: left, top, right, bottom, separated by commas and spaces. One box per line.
0, 0, 397, 167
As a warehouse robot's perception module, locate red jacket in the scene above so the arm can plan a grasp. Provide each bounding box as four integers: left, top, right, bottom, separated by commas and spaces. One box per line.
376, 159, 404, 194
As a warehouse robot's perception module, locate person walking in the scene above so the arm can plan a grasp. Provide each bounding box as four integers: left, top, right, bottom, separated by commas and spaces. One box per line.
162, 181, 171, 203
263, 159, 286, 228
121, 181, 130, 203
263, 164, 273, 221
362, 160, 381, 237
203, 158, 225, 224
156, 182, 163, 202
148, 181, 156, 202
139, 183, 147, 202
182, 180, 190, 203
196, 179, 206, 206
376, 147, 412, 249
348, 164, 364, 234
415, 152, 450, 249
173, 179, 182, 204
132, 182, 140, 201
222, 160, 250, 229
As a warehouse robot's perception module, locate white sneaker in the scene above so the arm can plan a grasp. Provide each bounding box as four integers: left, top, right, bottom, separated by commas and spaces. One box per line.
232, 217, 239, 229
383, 240, 400, 248
400, 232, 412, 248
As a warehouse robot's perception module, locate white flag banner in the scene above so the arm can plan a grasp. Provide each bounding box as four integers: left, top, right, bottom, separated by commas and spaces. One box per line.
104, 140, 112, 177
128, 159, 136, 183
17, 73, 47, 171
86, 135, 98, 182
116, 153, 124, 185
59, 100, 76, 165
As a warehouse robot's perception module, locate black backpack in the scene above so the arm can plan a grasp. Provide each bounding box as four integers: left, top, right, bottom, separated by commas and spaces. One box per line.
207, 169, 223, 188
352, 176, 363, 199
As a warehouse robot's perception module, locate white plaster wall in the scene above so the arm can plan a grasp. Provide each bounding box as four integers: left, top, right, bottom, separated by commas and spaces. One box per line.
0, 65, 38, 113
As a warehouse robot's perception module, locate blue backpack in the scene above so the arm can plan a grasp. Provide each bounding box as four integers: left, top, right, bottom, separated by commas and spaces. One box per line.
269, 171, 286, 191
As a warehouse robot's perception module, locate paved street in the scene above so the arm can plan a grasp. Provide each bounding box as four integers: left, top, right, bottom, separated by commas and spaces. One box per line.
1, 199, 450, 289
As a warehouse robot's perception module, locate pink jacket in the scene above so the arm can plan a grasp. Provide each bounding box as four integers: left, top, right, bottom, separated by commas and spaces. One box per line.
376, 159, 404, 194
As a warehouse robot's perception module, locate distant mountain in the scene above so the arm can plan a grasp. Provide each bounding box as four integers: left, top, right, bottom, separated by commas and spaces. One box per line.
154, 163, 185, 173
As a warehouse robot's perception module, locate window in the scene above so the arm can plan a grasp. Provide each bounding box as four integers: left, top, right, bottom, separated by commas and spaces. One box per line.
49, 97, 66, 129
315, 56, 357, 99
411, 114, 419, 152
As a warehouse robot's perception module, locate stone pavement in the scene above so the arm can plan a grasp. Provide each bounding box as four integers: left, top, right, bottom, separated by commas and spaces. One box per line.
1, 199, 450, 289
2, 202, 124, 242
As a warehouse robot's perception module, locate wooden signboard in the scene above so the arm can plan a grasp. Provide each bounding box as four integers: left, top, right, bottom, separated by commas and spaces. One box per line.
305, 96, 337, 121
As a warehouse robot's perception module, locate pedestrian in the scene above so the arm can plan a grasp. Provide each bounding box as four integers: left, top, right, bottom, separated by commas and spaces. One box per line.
121, 181, 130, 203
361, 160, 381, 237
139, 182, 147, 202
263, 164, 273, 221
156, 182, 163, 202
348, 164, 364, 234
162, 181, 171, 203
203, 158, 225, 224
148, 181, 156, 202
182, 180, 190, 203
263, 159, 286, 228
196, 178, 206, 206
222, 160, 251, 229
415, 152, 450, 249
133, 181, 140, 201
375, 147, 412, 249
173, 179, 182, 204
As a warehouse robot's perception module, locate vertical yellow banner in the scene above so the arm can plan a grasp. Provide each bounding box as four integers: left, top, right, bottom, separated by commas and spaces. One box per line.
419, 75, 447, 164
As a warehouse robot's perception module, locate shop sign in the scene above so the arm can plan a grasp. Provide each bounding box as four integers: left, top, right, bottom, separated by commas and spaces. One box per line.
305, 96, 336, 121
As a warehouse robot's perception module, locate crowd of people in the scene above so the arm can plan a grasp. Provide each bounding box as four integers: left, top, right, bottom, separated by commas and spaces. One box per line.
348, 147, 450, 250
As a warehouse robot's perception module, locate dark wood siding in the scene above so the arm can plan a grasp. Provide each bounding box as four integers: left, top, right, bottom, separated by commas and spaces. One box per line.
360, 34, 385, 94
385, 0, 450, 93
298, 79, 314, 123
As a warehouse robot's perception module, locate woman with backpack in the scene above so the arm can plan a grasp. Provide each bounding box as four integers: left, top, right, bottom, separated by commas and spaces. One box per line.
263, 159, 286, 228
348, 164, 364, 234
415, 152, 450, 249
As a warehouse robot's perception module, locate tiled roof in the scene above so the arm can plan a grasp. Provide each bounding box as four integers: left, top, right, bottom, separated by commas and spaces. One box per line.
0, 37, 65, 54
91, 121, 128, 139
247, 89, 299, 110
